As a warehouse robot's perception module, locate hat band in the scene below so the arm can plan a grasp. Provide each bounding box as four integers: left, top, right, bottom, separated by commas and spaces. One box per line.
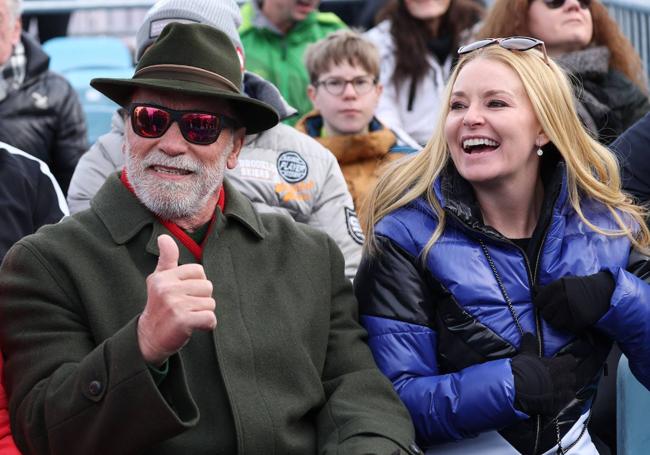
134, 64, 240, 93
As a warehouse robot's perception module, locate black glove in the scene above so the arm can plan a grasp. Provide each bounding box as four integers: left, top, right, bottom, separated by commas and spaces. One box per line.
511, 333, 578, 417
533, 271, 615, 333
562, 332, 613, 396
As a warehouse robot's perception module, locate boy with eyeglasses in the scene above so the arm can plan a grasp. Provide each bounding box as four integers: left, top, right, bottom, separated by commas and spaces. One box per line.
296, 29, 416, 228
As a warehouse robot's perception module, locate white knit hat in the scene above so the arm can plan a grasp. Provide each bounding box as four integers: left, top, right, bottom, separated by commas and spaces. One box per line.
135, 0, 243, 62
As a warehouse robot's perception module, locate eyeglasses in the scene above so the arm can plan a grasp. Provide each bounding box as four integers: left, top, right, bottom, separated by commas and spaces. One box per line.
314, 75, 377, 96
540, 0, 591, 10
458, 36, 550, 65
129, 103, 238, 145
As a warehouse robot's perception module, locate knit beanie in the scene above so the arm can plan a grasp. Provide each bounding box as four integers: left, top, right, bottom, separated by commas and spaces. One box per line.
135, 0, 243, 62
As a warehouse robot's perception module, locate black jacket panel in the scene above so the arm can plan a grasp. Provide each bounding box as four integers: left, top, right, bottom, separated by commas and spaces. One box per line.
0, 143, 67, 261
0, 33, 87, 194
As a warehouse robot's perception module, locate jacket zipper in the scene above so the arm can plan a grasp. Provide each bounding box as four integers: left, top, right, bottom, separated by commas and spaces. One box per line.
445, 209, 552, 455
509, 224, 547, 455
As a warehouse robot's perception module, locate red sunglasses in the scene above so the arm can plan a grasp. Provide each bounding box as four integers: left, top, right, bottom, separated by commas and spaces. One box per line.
129, 103, 238, 145
541, 0, 591, 9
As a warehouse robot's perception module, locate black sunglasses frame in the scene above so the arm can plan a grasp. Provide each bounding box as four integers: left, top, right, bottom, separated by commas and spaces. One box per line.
457, 36, 550, 66
541, 0, 591, 10
129, 103, 238, 146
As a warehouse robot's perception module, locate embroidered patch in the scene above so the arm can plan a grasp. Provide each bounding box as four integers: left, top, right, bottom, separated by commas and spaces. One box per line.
345, 207, 365, 245
277, 151, 308, 183
150, 18, 198, 39
32, 92, 48, 110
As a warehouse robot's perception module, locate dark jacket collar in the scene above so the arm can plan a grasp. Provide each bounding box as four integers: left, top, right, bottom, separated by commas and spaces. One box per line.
21, 31, 49, 78
243, 71, 297, 121
434, 152, 567, 242
91, 173, 267, 248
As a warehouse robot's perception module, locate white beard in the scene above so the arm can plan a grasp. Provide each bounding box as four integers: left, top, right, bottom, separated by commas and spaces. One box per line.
124, 135, 233, 221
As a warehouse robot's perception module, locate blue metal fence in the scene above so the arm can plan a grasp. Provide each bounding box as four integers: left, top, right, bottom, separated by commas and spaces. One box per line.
603, 0, 650, 86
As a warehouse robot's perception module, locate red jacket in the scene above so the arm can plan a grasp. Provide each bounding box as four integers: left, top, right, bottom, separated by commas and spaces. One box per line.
0, 355, 20, 454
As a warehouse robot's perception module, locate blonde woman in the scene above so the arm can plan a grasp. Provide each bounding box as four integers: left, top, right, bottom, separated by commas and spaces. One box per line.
355, 38, 650, 454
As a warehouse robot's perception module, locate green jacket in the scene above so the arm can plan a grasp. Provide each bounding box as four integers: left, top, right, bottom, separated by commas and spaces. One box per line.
0, 175, 418, 455
240, 3, 345, 126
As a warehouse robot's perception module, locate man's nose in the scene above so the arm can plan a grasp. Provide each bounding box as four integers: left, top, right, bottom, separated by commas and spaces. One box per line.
158, 121, 187, 155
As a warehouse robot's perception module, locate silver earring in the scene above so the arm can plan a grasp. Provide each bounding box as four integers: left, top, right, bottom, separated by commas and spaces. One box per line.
537, 148, 544, 157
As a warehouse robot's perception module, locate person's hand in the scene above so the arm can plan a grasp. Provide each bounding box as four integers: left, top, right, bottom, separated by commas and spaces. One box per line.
137, 234, 217, 366
511, 333, 577, 417
562, 332, 612, 396
533, 271, 614, 333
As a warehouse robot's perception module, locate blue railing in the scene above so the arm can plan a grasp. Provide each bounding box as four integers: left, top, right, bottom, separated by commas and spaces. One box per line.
603, 0, 650, 85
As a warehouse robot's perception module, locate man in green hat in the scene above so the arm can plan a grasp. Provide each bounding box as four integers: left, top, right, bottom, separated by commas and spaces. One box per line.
0, 22, 419, 455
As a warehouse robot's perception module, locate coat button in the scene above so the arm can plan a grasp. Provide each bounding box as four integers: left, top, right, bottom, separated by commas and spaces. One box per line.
88, 380, 103, 396
408, 443, 422, 454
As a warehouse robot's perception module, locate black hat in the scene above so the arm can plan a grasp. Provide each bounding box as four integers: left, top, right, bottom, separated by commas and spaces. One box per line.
91, 22, 279, 134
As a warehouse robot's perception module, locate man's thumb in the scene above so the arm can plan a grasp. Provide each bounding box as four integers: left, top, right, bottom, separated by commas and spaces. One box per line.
156, 234, 179, 271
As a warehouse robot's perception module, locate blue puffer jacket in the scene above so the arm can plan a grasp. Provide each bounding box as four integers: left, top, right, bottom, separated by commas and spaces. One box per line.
355, 161, 650, 454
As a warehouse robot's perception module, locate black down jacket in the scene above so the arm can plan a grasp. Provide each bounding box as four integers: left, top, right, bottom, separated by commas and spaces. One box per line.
0, 32, 87, 194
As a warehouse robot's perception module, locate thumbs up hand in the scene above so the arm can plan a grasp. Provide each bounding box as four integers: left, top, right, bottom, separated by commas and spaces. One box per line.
137, 234, 217, 366
155, 233, 180, 272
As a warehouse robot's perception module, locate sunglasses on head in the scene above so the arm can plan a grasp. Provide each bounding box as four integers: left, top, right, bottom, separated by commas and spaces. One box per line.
541, 0, 591, 9
458, 36, 550, 65
129, 103, 238, 146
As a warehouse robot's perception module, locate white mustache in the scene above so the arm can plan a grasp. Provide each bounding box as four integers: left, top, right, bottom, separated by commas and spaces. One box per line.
140, 151, 202, 174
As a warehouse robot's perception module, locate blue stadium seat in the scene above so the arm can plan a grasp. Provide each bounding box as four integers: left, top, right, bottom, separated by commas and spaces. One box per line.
43, 36, 133, 73
617, 355, 650, 454
43, 36, 134, 145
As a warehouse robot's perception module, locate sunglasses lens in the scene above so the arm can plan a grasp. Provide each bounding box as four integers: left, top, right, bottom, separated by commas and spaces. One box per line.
500, 37, 538, 51
132, 106, 171, 138
180, 113, 221, 145
543, 0, 590, 9
458, 38, 497, 54
543, 0, 565, 8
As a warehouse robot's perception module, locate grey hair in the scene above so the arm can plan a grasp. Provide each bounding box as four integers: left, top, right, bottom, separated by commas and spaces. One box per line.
5, 0, 22, 24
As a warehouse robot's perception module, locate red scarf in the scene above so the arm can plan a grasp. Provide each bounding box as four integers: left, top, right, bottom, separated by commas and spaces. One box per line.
120, 170, 225, 262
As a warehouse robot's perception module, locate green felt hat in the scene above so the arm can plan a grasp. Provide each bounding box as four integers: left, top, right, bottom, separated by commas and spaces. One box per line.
91, 22, 279, 134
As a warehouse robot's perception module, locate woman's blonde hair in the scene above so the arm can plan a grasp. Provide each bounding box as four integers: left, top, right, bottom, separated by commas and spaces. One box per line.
364, 44, 650, 257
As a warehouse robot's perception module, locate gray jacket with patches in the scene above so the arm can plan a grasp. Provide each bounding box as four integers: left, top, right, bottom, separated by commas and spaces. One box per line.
66, 72, 361, 278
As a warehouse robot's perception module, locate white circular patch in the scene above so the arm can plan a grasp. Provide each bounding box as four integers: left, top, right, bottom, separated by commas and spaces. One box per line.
277, 151, 308, 183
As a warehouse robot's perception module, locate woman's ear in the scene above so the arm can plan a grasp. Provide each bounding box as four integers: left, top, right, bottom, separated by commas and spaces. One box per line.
536, 131, 550, 147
